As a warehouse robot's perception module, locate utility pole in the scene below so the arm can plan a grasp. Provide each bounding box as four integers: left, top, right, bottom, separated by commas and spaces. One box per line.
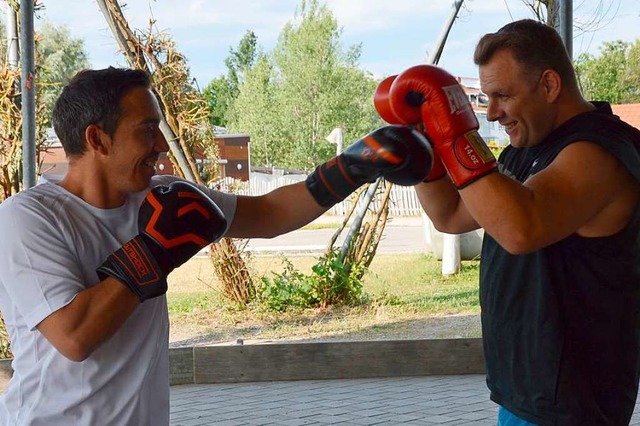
20, 0, 36, 189
555, 0, 573, 58
427, 0, 464, 65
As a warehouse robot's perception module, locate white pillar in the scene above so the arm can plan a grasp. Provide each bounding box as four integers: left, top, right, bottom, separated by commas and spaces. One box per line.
441, 233, 461, 275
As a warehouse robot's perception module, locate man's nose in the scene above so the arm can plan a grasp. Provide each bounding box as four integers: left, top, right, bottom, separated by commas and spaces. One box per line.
155, 128, 170, 153
486, 100, 502, 122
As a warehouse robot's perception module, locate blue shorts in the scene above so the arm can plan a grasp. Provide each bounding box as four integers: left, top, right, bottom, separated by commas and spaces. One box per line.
497, 406, 538, 426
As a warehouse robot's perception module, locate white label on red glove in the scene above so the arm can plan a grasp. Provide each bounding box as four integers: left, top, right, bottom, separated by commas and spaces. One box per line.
442, 84, 473, 115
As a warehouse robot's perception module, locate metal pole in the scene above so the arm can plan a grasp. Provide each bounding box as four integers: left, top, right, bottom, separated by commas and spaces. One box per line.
339, 180, 380, 262
555, 0, 573, 58
20, 0, 36, 189
7, 9, 19, 69
427, 0, 464, 65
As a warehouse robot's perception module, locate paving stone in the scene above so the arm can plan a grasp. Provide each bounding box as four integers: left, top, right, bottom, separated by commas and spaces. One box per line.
169, 375, 640, 425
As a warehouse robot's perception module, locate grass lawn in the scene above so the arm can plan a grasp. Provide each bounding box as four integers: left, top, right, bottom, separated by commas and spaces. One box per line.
167, 252, 482, 345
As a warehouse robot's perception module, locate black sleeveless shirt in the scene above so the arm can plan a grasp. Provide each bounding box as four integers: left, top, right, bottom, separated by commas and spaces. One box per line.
481, 103, 640, 425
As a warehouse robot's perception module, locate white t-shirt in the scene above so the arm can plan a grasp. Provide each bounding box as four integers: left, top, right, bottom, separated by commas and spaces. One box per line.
0, 174, 236, 426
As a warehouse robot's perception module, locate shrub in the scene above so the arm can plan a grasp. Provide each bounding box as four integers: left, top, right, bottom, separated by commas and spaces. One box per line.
257, 249, 365, 311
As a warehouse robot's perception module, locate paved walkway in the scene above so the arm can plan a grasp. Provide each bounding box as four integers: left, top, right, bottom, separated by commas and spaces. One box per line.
170, 374, 640, 425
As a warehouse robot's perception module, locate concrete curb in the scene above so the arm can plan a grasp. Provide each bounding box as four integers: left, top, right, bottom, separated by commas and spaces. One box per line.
168, 338, 485, 385
0, 338, 485, 391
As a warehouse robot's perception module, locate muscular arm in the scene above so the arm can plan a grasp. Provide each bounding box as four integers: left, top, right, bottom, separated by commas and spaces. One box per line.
225, 181, 328, 238
415, 177, 480, 234
36, 278, 140, 362
458, 142, 640, 254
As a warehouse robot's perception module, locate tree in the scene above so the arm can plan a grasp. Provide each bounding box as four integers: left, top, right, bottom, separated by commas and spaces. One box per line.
203, 30, 258, 127
621, 40, 640, 101
228, 54, 284, 166
575, 39, 640, 103
36, 22, 90, 126
227, 0, 379, 170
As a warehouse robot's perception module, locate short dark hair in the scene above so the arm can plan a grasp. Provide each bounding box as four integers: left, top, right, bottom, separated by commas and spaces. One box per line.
52, 67, 151, 157
474, 19, 578, 89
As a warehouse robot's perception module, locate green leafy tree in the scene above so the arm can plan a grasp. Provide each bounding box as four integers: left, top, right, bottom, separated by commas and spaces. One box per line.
203, 30, 258, 127
576, 39, 640, 103
36, 22, 90, 126
227, 0, 379, 169
621, 40, 640, 101
228, 54, 285, 166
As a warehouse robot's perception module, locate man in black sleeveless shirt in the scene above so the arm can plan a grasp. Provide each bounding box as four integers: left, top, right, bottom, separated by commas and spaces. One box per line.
390, 19, 640, 425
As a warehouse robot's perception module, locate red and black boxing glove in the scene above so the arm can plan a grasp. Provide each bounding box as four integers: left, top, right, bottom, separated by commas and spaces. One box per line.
373, 74, 447, 183
97, 181, 227, 302
388, 65, 497, 189
306, 125, 434, 207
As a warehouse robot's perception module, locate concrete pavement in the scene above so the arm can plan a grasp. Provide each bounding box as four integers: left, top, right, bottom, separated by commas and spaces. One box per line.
170, 374, 640, 425
243, 216, 427, 255
170, 375, 496, 426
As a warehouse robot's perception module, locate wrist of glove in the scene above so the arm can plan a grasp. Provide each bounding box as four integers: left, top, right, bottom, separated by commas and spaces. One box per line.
440, 131, 498, 188
423, 154, 447, 183
97, 234, 168, 302
305, 155, 376, 208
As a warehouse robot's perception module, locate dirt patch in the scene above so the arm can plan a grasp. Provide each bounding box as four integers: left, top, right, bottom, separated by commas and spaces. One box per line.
169, 313, 482, 348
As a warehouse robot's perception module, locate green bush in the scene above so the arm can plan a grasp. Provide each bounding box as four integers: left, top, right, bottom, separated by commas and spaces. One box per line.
257, 258, 318, 311
257, 250, 365, 311
311, 249, 364, 307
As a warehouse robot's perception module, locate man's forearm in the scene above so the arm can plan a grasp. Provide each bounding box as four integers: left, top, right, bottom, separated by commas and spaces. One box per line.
36, 278, 140, 362
415, 178, 480, 234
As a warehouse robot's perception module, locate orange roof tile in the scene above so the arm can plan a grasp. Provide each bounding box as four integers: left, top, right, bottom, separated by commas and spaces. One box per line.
611, 104, 640, 130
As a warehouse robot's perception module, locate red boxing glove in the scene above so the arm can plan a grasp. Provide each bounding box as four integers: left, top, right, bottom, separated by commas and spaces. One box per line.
420, 135, 447, 183
388, 65, 497, 188
374, 75, 403, 124
374, 74, 446, 183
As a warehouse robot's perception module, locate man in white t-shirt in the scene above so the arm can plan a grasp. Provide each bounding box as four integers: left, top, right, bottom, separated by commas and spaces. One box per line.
0, 67, 433, 425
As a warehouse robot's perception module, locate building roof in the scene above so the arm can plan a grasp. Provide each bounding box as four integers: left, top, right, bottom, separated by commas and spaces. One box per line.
612, 103, 640, 130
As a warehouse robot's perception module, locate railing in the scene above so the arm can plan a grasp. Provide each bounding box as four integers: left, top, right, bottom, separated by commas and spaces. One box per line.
215, 174, 424, 216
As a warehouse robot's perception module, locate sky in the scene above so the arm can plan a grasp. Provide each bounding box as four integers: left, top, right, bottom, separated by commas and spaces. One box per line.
8, 0, 640, 88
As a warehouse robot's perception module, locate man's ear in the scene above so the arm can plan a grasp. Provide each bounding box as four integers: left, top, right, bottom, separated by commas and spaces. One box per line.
85, 124, 110, 155
541, 69, 561, 103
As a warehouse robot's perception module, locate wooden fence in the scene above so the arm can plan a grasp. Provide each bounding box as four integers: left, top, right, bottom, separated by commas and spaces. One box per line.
217, 174, 424, 216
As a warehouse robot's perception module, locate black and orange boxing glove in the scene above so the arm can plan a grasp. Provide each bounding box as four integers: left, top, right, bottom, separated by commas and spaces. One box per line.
305, 125, 434, 207
373, 75, 446, 183
388, 64, 497, 189
97, 181, 227, 302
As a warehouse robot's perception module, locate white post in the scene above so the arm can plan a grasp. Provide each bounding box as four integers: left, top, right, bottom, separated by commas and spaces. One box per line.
441, 233, 461, 275
326, 127, 344, 155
